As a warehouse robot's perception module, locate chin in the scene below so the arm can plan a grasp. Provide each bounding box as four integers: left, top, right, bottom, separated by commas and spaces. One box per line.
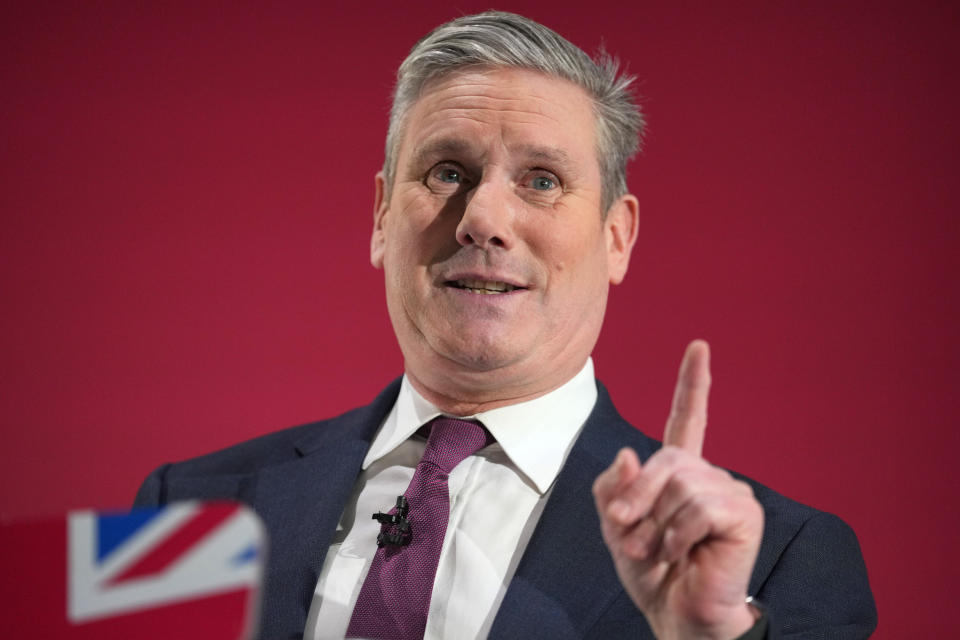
435, 337, 522, 374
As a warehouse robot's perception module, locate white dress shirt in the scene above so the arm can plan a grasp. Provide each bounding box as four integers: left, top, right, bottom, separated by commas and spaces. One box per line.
303, 358, 598, 640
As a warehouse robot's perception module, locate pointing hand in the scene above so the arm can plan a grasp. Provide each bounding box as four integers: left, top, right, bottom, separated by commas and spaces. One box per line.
592, 341, 763, 639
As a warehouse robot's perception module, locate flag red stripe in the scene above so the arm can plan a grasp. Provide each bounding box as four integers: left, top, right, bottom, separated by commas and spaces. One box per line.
107, 505, 238, 585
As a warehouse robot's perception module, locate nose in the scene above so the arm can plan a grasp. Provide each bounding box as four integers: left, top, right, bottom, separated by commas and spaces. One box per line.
455, 179, 516, 250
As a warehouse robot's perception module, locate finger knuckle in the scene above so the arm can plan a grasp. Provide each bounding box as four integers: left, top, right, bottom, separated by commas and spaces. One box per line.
732, 478, 753, 495
669, 467, 700, 494
660, 444, 683, 460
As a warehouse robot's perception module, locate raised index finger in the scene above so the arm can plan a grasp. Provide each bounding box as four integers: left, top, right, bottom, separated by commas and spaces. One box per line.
662, 339, 711, 456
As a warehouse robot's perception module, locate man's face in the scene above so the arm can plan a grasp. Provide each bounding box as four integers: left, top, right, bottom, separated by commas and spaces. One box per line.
371, 67, 637, 408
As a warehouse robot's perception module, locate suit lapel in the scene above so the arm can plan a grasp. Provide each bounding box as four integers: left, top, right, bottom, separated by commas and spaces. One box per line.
490, 383, 659, 639
250, 380, 401, 639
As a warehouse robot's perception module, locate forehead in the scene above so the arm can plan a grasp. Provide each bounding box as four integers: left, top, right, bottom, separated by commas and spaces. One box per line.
398, 67, 599, 168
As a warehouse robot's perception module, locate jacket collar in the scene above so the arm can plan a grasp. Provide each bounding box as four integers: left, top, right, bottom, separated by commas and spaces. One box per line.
489, 381, 660, 638
251, 378, 401, 639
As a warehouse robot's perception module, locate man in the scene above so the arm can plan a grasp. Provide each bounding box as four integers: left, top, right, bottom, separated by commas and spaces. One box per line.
135, 11, 876, 639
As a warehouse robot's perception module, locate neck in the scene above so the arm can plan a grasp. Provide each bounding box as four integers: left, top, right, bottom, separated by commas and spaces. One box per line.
404, 359, 589, 416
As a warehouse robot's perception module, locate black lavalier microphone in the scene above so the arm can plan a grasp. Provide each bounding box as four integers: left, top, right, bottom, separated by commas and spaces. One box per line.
372, 495, 412, 547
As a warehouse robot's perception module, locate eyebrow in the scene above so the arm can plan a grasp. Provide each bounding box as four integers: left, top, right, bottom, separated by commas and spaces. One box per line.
411, 139, 475, 169
410, 138, 575, 171
510, 143, 572, 169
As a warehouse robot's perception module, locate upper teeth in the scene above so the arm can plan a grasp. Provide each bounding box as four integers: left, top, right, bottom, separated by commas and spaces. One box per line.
456, 279, 516, 293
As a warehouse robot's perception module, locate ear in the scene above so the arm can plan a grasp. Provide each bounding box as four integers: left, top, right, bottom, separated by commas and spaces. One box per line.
604, 193, 639, 285
370, 171, 390, 269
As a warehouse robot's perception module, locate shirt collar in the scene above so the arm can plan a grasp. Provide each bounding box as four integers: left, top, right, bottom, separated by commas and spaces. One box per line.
363, 358, 598, 494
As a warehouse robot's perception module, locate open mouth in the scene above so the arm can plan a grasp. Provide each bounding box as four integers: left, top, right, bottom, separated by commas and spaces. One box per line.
447, 279, 522, 295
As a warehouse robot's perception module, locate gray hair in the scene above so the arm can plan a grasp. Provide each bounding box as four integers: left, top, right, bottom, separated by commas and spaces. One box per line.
383, 11, 644, 213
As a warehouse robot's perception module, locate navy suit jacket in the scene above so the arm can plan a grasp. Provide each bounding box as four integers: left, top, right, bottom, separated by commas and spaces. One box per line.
134, 380, 877, 639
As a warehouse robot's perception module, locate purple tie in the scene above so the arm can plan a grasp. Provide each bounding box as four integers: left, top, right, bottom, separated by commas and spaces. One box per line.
346, 417, 493, 640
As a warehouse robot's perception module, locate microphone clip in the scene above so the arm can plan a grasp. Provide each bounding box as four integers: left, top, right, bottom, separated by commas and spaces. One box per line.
372, 495, 412, 547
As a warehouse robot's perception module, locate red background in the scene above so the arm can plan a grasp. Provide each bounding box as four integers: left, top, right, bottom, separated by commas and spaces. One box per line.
0, 517, 251, 638
2, 2, 957, 636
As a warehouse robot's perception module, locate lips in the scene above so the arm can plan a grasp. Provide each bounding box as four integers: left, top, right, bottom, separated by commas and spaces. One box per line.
449, 278, 520, 294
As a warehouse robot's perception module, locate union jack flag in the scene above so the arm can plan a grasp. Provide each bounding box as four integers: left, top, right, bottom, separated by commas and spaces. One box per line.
1, 502, 265, 639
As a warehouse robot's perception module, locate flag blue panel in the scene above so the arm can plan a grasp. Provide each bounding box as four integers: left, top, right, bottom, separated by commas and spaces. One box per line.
97, 509, 163, 561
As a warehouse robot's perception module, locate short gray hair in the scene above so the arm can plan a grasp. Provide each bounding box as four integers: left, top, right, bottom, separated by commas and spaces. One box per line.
383, 11, 644, 212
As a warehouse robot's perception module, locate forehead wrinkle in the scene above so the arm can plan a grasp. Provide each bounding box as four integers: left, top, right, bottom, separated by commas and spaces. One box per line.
404, 74, 596, 177
425, 102, 564, 127
411, 69, 595, 134
423, 79, 568, 114
414, 107, 574, 155
426, 78, 559, 103
434, 101, 565, 125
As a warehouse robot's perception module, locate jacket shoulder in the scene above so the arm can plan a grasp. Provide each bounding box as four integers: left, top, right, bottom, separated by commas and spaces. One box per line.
748, 485, 877, 637
133, 378, 401, 506
592, 382, 876, 636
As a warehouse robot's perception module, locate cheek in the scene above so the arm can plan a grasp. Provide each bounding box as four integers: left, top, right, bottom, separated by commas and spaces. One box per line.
382, 197, 428, 263
536, 223, 604, 276
546, 239, 611, 307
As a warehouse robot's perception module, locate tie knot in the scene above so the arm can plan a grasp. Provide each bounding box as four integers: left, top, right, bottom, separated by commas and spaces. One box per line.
421, 417, 493, 473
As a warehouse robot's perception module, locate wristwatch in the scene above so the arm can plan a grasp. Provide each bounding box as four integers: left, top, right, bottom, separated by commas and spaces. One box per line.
735, 596, 768, 640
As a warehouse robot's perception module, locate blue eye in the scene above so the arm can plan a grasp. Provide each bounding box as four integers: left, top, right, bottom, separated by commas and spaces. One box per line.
532, 176, 555, 190
426, 163, 471, 194
438, 168, 461, 183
